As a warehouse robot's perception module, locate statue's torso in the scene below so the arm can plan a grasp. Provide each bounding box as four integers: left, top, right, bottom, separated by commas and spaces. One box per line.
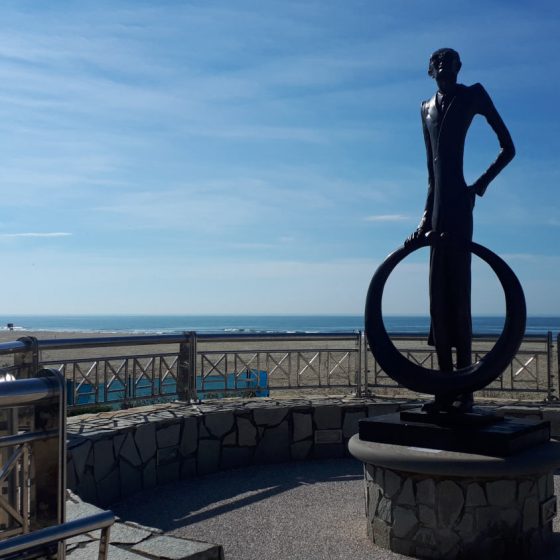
422, 83, 485, 236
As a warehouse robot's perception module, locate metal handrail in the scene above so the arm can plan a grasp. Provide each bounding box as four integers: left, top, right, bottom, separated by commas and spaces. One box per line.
195, 332, 360, 342
0, 330, 548, 355
0, 341, 30, 356
13, 334, 187, 352
0, 511, 114, 559
0, 430, 58, 450
0, 331, 360, 354
0, 377, 60, 407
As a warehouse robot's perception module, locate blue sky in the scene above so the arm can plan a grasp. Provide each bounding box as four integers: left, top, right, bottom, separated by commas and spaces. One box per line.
0, 1, 559, 315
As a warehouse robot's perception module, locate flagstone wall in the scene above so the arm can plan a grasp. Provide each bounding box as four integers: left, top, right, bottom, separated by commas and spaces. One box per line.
66, 398, 560, 508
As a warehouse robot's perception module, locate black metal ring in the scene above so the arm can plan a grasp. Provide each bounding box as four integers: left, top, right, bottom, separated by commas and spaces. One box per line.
364, 232, 526, 396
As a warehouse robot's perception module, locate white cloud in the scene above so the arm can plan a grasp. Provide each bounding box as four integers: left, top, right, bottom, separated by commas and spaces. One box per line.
365, 214, 410, 222
0, 232, 72, 238
501, 253, 560, 263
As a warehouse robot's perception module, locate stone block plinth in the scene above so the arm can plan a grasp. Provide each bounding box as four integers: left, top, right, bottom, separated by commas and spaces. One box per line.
349, 435, 560, 559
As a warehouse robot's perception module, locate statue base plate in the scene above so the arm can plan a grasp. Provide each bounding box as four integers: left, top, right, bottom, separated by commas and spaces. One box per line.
358, 408, 550, 456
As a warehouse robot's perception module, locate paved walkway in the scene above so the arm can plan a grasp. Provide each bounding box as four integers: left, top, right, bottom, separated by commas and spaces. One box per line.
112, 458, 560, 560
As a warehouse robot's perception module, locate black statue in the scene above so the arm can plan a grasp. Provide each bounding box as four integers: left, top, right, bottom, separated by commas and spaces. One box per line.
407, 48, 515, 412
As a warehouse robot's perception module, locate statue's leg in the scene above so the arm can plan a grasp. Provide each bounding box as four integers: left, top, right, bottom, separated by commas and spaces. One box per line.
456, 345, 471, 368
451, 245, 474, 412
423, 244, 457, 412
436, 345, 454, 371
429, 245, 454, 372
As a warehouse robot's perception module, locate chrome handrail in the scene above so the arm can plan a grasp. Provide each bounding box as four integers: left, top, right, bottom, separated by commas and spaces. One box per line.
0, 511, 114, 559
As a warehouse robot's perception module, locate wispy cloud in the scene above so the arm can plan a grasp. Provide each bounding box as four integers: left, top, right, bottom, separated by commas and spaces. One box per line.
0, 1, 557, 314
501, 253, 560, 263
365, 214, 410, 222
229, 236, 296, 251
0, 232, 72, 238
229, 242, 276, 250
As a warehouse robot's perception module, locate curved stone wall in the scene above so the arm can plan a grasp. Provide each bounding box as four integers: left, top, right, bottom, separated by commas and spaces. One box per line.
361, 459, 555, 558
67, 397, 420, 507
67, 397, 560, 508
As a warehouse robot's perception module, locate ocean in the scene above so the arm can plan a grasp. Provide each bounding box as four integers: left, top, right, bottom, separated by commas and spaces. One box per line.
0, 315, 559, 336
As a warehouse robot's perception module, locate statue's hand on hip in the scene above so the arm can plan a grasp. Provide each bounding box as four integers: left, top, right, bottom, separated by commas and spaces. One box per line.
470, 177, 489, 197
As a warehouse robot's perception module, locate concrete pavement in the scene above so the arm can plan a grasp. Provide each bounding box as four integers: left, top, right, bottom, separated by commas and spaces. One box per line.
112, 457, 560, 560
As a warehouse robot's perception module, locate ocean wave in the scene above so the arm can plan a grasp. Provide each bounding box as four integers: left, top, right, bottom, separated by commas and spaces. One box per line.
0, 315, 557, 336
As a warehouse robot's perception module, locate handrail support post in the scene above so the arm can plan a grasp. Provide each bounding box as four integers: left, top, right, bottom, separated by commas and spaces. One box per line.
14, 337, 39, 380
178, 331, 197, 403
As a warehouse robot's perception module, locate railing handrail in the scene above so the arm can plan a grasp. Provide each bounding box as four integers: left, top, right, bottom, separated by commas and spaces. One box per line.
0, 376, 61, 408
194, 331, 361, 342
0, 331, 362, 354
0, 511, 114, 558
389, 332, 550, 341
0, 330, 551, 357
0, 340, 30, 356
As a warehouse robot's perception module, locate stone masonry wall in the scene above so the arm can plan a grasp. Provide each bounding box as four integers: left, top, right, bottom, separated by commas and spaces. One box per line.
67, 397, 422, 507
364, 463, 555, 559
67, 397, 560, 508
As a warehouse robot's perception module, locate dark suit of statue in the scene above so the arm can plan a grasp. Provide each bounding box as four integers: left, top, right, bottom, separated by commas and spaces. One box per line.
411, 49, 515, 409
421, 82, 515, 371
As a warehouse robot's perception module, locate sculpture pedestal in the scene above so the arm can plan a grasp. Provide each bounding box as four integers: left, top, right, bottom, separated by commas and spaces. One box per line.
348, 435, 560, 559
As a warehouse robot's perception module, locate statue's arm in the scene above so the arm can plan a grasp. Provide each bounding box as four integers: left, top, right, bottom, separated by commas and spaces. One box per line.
472, 83, 516, 196
407, 106, 434, 245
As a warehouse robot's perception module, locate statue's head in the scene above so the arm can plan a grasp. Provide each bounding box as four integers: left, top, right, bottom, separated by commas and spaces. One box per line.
428, 48, 461, 90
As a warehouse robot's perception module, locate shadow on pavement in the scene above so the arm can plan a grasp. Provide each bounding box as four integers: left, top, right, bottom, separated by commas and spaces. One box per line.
112, 457, 363, 531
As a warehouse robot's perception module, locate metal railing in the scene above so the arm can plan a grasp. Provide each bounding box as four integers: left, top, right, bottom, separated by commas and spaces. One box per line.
364, 333, 558, 401
2, 332, 361, 408
0, 331, 557, 410
0, 369, 114, 558
195, 332, 362, 398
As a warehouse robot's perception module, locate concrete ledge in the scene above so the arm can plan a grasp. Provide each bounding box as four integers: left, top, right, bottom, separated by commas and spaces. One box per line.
348, 435, 560, 477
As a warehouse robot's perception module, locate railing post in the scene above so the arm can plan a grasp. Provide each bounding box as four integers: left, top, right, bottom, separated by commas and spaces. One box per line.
4, 337, 39, 529
14, 337, 39, 379
34, 369, 67, 536
546, 331, 556, 401
557, 333, 560, 400
355, 332, 362, 397
177, 331, 197, 402
0, 393, 18, 535
550, 333, 560, 400
363, 333, 369, 396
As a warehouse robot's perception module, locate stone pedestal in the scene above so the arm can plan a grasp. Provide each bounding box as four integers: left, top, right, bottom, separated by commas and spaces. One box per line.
348, 435, 560, 559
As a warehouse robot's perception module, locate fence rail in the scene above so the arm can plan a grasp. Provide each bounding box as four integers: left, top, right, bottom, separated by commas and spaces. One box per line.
0, 331, 557, 409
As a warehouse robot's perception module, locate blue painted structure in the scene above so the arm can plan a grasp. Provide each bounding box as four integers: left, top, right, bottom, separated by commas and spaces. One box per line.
67, 369, 269, 406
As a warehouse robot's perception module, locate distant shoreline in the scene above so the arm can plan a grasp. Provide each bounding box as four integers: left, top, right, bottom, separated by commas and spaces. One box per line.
0, 313, 558, 338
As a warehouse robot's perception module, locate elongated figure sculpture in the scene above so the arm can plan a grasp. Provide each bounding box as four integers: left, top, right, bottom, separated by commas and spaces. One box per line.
407, 48, 515, 412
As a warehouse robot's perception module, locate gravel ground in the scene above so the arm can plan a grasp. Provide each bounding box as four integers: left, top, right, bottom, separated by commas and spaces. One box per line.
112, 458, 560, 560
